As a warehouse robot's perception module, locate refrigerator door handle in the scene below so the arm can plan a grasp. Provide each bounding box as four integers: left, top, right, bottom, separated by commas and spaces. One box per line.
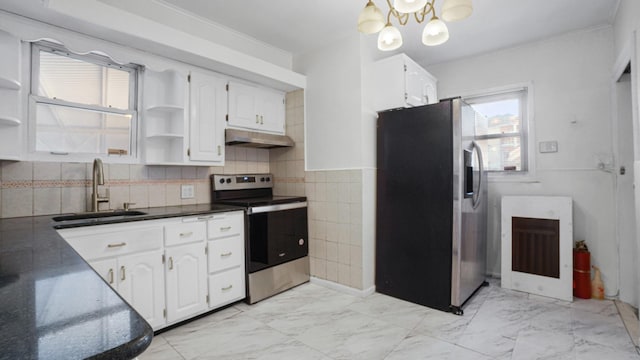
471, 141, 484, 209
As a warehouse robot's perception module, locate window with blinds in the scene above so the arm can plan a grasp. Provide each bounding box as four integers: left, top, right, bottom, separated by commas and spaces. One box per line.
30, 42, 139, 158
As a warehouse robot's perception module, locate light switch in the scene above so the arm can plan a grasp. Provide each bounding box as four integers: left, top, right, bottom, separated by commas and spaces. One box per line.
181, 184, 194, 199
539, 141, 558, 153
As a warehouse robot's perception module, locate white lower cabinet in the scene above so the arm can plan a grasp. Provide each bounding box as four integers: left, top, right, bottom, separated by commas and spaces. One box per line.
90, 258, 118, 289
208, 267, 245, 308
117, 250, 165, 328
60, 222, 166, 329
207, 211, 246, 309
165, 241, 208, 323
58, 211, 245, 331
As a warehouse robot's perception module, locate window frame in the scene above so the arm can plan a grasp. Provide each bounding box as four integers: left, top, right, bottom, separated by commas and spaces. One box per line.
28, 41, 140, 162
461, 84, 535, 181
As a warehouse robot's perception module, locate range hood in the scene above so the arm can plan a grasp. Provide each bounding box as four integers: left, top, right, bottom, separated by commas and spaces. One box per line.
225, 129, 295, 149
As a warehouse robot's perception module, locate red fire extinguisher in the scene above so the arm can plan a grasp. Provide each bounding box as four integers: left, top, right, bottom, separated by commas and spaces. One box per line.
573, 240, 591, 299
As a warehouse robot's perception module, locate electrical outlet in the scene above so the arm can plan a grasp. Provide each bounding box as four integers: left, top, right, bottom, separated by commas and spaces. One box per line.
539, 141, 558, 153
181, 184, 194, 199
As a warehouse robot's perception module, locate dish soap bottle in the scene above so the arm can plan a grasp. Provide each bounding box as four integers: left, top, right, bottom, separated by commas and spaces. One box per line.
591, 266, 604, 300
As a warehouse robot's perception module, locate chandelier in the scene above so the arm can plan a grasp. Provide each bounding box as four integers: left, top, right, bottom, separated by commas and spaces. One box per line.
357, 0, 473, 51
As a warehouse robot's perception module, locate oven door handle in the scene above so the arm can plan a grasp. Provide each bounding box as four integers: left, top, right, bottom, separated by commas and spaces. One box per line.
248, 202, 308, 214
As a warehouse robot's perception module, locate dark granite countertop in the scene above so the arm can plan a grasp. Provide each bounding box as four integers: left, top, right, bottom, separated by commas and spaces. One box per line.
0, 204, 244, 360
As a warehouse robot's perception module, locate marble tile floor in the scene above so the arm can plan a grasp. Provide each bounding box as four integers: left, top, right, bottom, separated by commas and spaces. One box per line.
140, 281, 640, 360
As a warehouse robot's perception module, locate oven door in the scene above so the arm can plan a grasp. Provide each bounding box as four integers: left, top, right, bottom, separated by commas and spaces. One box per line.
247, 202, 308, 273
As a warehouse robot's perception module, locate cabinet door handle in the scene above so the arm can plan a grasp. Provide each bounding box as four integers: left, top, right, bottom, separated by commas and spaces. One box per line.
217, 145, 222, 156
220, 226, 231, 231
169, 257, 174, 270
255, 114, 260, 123
260, 115, 264, 125
108, 268, 114, 284
107, 242, 126, 248
197, 215, 213, 221
179, 231, 193, 237
220, 252, 232, 257
120, 266, 126, 281
221, 285, 233, 291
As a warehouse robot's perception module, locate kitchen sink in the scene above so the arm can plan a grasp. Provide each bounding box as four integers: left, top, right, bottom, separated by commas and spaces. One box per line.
52, 210, 147, 222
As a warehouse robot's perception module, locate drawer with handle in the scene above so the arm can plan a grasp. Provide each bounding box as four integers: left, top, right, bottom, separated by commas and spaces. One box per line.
207, 236, 243, 273
165, 220, 207, 247
60, 225, 163, 261
208, 267, 245, 308
207, 211, 244, 239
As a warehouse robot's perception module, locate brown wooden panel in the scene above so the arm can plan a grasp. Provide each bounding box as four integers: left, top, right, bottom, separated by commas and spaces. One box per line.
512, 217, 560, 278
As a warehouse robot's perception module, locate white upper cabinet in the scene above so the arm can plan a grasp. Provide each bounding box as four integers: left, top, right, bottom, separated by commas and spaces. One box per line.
228, 81, 285, 134
142, 68, 227, 166
188, 71, 226, 164
370, 53, 438, 112
0, 31, 23, 160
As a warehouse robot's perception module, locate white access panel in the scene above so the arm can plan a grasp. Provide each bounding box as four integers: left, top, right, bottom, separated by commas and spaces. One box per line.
501, 196, 573, 301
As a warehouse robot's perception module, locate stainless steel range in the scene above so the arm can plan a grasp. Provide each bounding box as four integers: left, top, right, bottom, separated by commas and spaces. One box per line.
211, 174, 309, 304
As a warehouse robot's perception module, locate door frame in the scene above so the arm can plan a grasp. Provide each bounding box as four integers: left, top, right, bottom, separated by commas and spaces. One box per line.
611, 30, 639, 342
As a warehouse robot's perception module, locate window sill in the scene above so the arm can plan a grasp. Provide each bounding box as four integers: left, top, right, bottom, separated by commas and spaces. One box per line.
28, 152, 139, 164
487, 172, 540, 183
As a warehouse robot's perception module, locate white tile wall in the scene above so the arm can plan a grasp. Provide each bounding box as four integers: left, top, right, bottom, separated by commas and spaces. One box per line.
0, 149, 268, 217
306, 169, 364, 290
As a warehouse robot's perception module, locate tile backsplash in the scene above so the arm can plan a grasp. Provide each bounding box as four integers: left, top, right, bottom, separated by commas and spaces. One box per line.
0, 147, 269, 218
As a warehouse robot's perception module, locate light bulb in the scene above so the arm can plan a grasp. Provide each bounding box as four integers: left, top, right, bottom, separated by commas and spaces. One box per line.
377, 24, 403, 51
422, 17, 449, 46
442, 0, 473, 22
393, 0, 428, 13
358, 0, 385, 34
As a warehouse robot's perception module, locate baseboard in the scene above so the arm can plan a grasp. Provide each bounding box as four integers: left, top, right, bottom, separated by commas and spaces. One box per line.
310, 277, 376, 297
615, 300, 639, 348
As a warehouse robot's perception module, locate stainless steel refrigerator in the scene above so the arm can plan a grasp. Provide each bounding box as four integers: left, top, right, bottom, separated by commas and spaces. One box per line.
376, 98, 488, 315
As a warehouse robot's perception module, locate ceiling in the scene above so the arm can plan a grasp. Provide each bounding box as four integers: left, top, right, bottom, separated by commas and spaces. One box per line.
0, 0, 622, 68
158, 0, 621, 66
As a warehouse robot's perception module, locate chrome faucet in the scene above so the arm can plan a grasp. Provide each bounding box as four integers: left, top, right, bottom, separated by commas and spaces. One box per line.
91, 158, 109, 212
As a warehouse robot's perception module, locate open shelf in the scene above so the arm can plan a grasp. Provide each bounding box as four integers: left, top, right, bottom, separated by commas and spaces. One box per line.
0, 77, 20, 91
146, 133, 184, 140
0, 116, 21, 126
146, 104, 184, 113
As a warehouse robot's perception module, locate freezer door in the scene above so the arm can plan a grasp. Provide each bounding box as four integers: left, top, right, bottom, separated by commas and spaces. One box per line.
451, 101, 488, 309
376, 101, 455, 312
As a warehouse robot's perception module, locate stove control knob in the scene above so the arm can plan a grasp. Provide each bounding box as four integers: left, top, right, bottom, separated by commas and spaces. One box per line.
266, 177, 271, 182
260, 177, 265, 182
219, 178, 225, 184
226, 178, 232, 183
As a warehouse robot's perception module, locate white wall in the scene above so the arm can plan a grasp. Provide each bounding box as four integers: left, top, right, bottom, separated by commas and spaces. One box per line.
359, 36, 379, 290
613, 0, 640, 59
294, 34, 379, 291
428, 26, 619, 296
97, 0, 292, 69
294, 34, 363, 170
